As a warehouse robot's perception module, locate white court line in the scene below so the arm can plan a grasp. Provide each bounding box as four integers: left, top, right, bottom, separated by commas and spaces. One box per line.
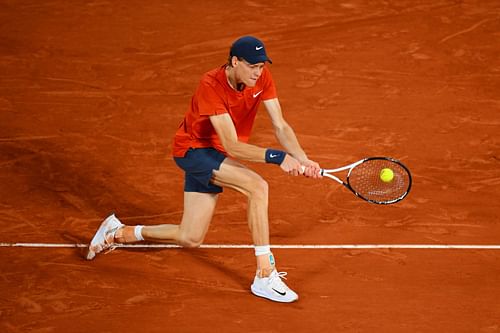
1, 243, 500, 249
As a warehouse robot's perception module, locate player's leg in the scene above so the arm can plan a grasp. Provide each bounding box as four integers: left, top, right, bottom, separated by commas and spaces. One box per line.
212, 158, 270, 245
135, 191, 218, 247
86, 192, 217, 260
211, 158, 298, 302
212, 159, 274, 275
86, 148, 224, 259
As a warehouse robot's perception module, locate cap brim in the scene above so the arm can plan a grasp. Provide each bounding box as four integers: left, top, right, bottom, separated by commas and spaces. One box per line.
245, 55, 272, 64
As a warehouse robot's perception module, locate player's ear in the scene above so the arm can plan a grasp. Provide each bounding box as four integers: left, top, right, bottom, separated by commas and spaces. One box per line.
231, 56, 239, 67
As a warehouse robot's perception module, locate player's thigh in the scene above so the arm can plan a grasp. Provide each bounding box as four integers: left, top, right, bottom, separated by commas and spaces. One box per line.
211, 158, 267, 196
179, 191, 218, 242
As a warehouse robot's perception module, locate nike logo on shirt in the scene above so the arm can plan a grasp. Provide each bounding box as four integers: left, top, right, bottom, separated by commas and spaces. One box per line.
256, 46, 264, 50
253, 90, 263, 98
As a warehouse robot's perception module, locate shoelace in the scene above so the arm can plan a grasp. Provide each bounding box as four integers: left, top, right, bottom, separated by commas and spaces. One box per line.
103, 226, 121, 254
268, 271, 289, 291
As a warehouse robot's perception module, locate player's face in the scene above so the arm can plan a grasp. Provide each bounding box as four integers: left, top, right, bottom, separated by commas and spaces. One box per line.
235, 59, 265, 87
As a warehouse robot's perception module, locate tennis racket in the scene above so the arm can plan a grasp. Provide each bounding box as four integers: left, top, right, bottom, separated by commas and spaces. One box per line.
306, 157, 412, 204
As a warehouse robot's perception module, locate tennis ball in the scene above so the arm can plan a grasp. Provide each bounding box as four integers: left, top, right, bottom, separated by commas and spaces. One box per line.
380, 168, 394, 182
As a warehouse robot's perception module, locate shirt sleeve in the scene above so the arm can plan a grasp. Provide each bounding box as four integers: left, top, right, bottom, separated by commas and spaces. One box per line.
261, 67, 278, 100
196, 81, 228, 116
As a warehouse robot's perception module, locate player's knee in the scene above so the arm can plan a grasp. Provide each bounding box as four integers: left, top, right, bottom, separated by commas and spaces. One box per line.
249, 177, 268, 200
181, 240, 202, 248
178, 234, 203, 248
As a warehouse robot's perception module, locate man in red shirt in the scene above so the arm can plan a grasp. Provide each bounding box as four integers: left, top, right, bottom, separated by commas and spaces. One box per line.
87, 36, 321, 303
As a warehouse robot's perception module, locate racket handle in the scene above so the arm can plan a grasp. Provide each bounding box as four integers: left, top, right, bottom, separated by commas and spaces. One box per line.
300, 165, 324, 175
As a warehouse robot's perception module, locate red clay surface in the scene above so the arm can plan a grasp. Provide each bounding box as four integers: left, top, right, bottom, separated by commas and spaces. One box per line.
1, 1, 500, 332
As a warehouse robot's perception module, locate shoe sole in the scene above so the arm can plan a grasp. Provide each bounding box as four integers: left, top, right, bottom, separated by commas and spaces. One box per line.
250, 284, 298, 303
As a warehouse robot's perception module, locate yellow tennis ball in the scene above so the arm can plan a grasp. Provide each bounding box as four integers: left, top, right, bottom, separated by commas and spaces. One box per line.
380, 168, 394, 182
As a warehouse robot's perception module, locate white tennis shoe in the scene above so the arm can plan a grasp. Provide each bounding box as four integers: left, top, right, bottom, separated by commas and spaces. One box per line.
86, 213, 124, 260
251, 270, 299, 303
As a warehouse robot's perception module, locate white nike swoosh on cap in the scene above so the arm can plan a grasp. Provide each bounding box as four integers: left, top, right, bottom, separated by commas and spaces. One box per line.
253, 90, 263, 98
256, 46, 263, 50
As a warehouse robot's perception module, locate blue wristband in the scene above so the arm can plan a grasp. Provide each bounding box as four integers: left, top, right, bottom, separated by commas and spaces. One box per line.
265, 149, 286, 165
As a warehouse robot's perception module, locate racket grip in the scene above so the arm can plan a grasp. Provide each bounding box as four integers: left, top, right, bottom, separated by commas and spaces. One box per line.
301, 165, 325, 176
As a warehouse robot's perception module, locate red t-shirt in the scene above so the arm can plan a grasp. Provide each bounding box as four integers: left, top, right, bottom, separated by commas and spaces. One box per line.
172, 65, 277, 157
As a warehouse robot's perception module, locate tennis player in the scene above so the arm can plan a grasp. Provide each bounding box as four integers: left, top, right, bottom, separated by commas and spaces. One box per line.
87, 36, 321, 303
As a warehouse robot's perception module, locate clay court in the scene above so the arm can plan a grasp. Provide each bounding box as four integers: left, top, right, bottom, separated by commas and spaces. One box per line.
1, 1, 500, 332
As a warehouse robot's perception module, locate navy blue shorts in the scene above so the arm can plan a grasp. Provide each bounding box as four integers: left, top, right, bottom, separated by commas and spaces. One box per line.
174, 148, 226, 193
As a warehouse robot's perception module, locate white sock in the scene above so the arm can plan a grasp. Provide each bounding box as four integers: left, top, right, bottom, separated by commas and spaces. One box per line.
254, 245, 271, 256
134, 225, 144, 241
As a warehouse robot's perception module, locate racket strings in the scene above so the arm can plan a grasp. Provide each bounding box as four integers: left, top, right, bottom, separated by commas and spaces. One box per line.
347, 159, 410, 203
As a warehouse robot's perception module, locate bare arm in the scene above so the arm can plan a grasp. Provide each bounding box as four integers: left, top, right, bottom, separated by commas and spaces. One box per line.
263, 98, 308, 162
209, 101, 320, 177
210, 112, 303, 174
210, 111, 304, 174
263, 98, 321, 177
209, 113, 266, 162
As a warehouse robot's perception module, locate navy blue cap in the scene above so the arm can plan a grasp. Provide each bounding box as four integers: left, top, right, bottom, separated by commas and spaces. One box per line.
230, 36, 272, 64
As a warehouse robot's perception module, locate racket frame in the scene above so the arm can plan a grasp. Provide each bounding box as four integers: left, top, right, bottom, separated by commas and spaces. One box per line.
321, 157, 412, 205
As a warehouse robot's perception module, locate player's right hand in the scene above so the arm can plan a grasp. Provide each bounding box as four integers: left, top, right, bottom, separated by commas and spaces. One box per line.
300, 159, 322, 179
